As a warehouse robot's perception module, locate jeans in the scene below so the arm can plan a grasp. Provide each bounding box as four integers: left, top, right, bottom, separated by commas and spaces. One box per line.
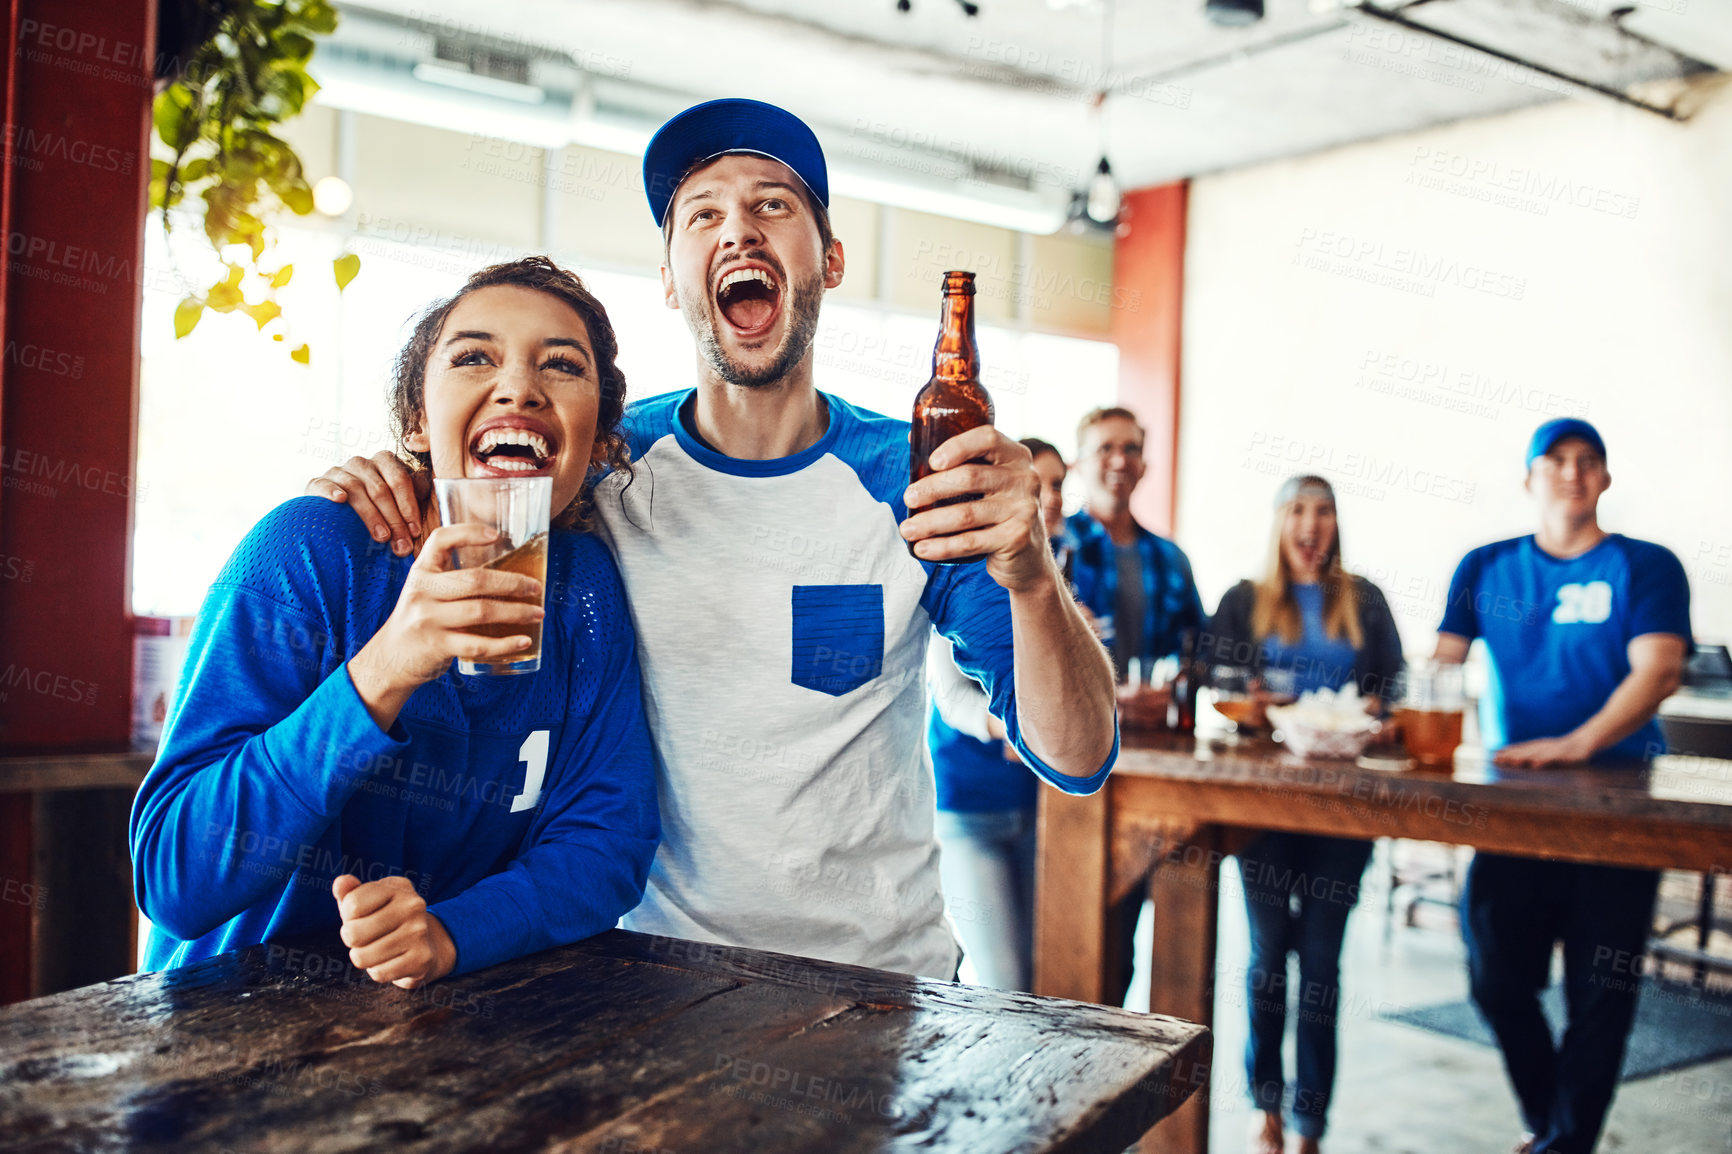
935, 807, 1037, 992
1239, 832, 1375, 1140
1462, 854, 1660, 1154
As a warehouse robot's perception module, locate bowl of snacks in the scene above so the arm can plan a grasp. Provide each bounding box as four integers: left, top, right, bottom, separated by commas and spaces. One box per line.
1266, 686, 1380, 760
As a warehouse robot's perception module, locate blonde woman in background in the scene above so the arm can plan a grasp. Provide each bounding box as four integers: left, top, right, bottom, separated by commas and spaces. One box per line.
1203, 474, 1402, 1154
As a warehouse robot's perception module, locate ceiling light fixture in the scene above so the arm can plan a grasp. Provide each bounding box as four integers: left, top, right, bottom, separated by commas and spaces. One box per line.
1085, 157, 1120, 224
312, 175, 353, 216
1078, 0, 1121, 228
1205, 0, 1265, 27
411, 60, 546, 104
894, 0, 981, 15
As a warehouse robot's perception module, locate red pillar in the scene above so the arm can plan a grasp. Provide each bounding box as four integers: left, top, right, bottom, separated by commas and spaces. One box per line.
0, 0, 155, 1000
1112, 183, 1188, 538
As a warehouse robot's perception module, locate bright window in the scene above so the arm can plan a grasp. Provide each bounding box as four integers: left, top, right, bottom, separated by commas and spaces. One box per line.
133, 232, 1117, 616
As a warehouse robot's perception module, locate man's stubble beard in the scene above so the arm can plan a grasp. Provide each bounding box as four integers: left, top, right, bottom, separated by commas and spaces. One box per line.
681, 269, 824, 390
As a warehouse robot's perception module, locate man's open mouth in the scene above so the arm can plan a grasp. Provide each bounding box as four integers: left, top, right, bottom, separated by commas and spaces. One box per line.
714, 263, 782, 338
468, 423, 556, 475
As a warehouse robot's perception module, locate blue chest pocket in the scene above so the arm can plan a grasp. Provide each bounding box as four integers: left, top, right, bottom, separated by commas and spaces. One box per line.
791, 584, 884, 697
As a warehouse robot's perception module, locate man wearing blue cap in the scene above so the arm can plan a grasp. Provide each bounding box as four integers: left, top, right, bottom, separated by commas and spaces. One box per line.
1434, 418, 1691, 1154
309, 99, 1117, 981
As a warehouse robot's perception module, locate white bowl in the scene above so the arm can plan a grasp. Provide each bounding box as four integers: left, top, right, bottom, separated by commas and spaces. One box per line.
1266, 705, 1379, 760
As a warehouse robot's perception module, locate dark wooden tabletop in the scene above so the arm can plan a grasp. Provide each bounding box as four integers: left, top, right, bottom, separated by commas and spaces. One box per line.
0, 929, 1208, 1154
1113, 729, 1732, 828
0, 752, 152, 793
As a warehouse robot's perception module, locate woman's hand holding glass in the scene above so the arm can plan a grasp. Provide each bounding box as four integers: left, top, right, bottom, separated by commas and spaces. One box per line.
347, 521, 545, 730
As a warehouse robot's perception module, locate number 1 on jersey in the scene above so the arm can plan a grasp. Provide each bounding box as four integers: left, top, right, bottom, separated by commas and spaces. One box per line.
511, 730, 550, 813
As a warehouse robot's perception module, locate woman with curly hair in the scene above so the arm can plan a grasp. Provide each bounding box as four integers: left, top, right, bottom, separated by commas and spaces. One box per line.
131, 257, 659, 988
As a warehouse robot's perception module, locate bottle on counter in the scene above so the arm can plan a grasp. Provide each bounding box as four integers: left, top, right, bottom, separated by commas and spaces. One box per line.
1168, 629, 1200, 733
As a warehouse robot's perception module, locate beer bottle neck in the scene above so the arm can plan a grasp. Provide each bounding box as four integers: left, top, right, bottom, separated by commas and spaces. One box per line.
931, 290, 979, 381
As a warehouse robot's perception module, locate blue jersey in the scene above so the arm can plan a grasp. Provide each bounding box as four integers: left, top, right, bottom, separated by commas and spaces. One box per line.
927, 707, 1037, 814
1438, 534, 1692, 759
925, 633, 1037, 815
1067, 510, 1206, 665
595, 390, 1115, 978
131, 498, 661, 975
1260, 584, 1361, 695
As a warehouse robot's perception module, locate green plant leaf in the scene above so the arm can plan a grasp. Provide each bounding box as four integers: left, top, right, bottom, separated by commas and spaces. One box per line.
207, 269, 243, 311
299, 2, 339, 35
150, 0, 342, 351
333, 252, 360, 291
275, 32, 314, 63
242, 300, 282, 330
280, 181, 313, 215
152, 90, 187, 149
173, 296, 204, 339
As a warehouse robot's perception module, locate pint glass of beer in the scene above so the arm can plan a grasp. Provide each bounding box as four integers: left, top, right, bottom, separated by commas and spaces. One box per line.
1396, 661, 1465, 769
432, 476, 551, 676
1205, 665, 1260, 738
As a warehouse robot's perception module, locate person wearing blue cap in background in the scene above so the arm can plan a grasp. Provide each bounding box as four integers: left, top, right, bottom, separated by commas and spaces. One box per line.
310, 98, 1118, 982
1434, 418, 1692, 1154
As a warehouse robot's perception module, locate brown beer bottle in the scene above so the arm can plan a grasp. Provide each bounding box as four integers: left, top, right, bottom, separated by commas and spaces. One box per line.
909, 270, 994, 564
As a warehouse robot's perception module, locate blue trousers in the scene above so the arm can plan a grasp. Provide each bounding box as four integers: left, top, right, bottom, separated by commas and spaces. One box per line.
1462, 854, 1659, 1154
1239, 832, 1375, 1140
935, 807, 1037, 991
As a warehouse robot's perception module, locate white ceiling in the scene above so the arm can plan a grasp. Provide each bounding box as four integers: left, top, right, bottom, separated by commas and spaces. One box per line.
336, 0, 1721, 199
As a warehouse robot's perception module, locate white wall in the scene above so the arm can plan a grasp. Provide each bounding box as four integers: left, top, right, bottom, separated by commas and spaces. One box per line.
1176, 83, 1732, 653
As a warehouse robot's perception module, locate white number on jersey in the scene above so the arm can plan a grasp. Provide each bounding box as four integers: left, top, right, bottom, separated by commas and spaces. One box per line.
510, 729, 550, 813
1552, 581, 1613, 625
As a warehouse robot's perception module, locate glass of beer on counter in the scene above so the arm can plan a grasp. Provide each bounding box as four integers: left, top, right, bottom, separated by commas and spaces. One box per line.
1205, 665, 1260, 739
432, 476, 551, 676
1396, 661, 1465, 769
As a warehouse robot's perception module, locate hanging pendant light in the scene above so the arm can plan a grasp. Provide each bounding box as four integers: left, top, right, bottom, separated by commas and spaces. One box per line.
1076, 0, 1121, 228
1086, 157, 1120, 224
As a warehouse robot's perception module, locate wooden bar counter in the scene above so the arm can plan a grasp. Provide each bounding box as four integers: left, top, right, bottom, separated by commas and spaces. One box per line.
1033, 729, 1732, 1154
0, 927, 1209, 1153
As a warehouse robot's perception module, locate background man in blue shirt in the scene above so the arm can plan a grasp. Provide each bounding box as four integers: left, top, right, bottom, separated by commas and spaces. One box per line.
1065, 405, 1205, 1003
1434, 418, 1691, 1154
1066, 406, 1206, 729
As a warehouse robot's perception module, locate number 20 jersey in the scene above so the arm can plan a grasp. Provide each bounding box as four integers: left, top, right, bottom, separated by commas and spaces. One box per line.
1438, 533, 1692, 759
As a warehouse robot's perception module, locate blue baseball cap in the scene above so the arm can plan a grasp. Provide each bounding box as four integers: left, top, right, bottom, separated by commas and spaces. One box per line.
1526, 418, 1607, 468
642, 98, 830, 228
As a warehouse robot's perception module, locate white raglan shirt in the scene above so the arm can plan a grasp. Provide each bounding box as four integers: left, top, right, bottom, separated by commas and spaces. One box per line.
597, 389, 1115, 978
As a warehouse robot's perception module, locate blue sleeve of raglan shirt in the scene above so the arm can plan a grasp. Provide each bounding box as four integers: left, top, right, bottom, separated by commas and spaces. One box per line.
922, 561, 1119, 796
1625, 541, 1693, 646
1438, 548, 1485, 640
427, 540, 661, 975
128, 503, 410, 942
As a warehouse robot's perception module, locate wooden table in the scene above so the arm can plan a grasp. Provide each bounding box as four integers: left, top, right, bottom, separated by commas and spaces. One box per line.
0, 927, 1208, 1153
1033, 730, 1732, 1154
1, 752, 154, 1003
